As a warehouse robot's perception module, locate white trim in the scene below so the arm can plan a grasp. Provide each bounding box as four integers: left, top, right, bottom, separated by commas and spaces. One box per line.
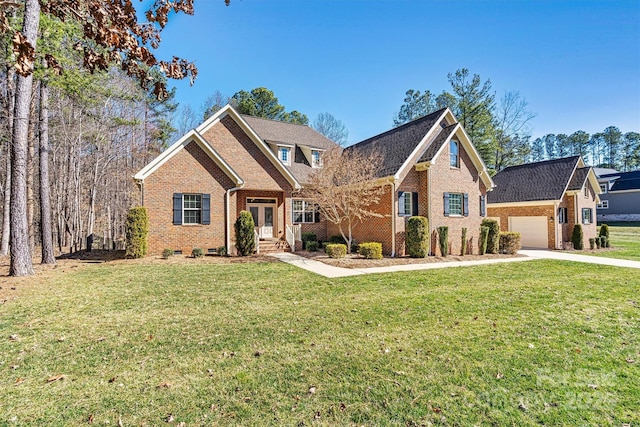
608, 188, 640, 194
597, 200, 609, 209
196, 104, 302, 190
133, 129, 244, 185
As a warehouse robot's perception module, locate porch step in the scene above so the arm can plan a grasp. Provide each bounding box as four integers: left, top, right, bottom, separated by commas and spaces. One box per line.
257, 239, 291, 254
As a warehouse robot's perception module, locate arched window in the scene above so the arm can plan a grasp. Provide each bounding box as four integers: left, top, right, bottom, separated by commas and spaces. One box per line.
450, 140, 459, 168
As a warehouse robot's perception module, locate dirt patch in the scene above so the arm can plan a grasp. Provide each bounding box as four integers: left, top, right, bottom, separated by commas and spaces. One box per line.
297, 250, 523, 269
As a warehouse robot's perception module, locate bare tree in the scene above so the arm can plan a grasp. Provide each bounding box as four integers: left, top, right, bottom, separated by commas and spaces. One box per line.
303, 147, 385, 253
38, 62, 55, 263
202, 90, 230, 120
493, 91, 535, 171
313, 112, 349, 146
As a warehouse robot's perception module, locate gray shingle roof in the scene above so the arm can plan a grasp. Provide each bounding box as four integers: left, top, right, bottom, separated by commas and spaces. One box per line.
241, 115, 337, 150
345, 108, 446, 178
608, 170, 640, 191
567, 167, 591, 191
487, 156, 581, 204
417, 123, 458, 163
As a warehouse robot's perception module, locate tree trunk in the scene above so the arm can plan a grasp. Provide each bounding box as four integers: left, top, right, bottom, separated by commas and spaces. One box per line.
1, 66, 14, 256
39, 74, 55, 264
10, 0, 40, 276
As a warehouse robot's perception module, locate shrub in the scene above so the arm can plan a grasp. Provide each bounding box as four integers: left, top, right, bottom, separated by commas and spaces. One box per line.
600, 235, 608, 249
571, 224, 584, 250
326, 243, 347, 258
125, 206, 149, 259
481, 219, 500, 254
461, 227, 468, 256
358, 242, 383, 259
499, 232, 521, 254
437, 226, 449, 257
305, 240, 319, 252
406, 216, 429, 258
589, 238, 595, 250
162, 248, 174, 259
329, 235, 346, 244
599, 224, 609, 240
301, 232, 317, 243
217, 246, 227, 256
479, 226, 489, 255
234, 210, 256, 256
191, 248, 204, 258
595, 236, 601, 249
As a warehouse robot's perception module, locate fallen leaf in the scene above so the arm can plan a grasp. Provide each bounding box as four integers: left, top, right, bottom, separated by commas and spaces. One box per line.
587, 384, 598, 389
314, 411, 321, 419
308, 386, 317, 394
496, 372, 504, 379
108, 376, 117, 383
14, 377, 25, 385
626, 358, 635, 364
340, 402, 346, 411
145, 335, 154, 341
157, 381, 172, 389
575, 348, 582, 353
164, 413, 174, 423
10, 365, 19, 370
87, 414, 94, 424
254, 350, 263, 357
47, 374, 65, 383
432, 406, 441, 413
9, 334, 18, 341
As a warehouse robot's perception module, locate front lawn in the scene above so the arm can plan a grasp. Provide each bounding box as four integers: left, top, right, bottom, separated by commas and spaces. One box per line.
586, 223, 640, 261
1, 259, 638, 425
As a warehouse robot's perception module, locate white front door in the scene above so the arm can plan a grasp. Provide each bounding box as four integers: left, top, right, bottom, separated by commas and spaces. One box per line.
247, 203, 276, 239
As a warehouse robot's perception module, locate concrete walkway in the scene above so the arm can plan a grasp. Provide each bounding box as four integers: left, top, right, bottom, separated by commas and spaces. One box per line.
269, 250, 640, 278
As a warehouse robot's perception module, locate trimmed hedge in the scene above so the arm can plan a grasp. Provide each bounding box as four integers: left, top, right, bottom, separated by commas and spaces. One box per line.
358, 242, 383, 259
479, 226, 489, 255
571, 224, 584, 250
305, 240, 319, 252
499, 231, 521, 254
406, 216, 429, 258
595, 236, 601, 249
481, 218, 500, 254
217, 246, 227, 256
125, 206, 149, 258
191, 248, 204, 258
329, 235, 346, 244
302, 232, 317, 243
589, 238, 595, 250
162, 248, 173, 259
326, 244, 347, 258
461, 227, 468, 256
437, 226, 449, 257
600, 236, 608, 249
235, 210, 256, 256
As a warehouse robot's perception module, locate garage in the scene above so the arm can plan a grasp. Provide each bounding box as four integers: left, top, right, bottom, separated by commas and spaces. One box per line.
508, 216, 548, 248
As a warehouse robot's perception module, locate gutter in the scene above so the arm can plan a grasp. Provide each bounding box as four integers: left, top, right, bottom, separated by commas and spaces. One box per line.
226, 184, 245, 255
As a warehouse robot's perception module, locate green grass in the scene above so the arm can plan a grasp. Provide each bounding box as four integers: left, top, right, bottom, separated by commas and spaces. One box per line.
587, 224, 640, 261
1, 260, 639, 426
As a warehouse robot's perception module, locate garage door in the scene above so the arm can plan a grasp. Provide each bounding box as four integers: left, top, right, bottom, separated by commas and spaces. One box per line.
508, 216, 548, 248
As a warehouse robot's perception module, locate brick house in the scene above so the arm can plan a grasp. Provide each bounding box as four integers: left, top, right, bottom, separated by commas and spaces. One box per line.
134, 105, 494, 256
487, 156, 601, 249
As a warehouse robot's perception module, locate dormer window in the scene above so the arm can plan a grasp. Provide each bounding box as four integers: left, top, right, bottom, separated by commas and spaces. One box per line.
450, 140, 459, 168
311, 150, 322, 168
278, 147, 291, 165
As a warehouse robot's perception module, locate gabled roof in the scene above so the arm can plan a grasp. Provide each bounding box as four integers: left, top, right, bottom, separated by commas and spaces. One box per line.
567, 167, 591, 191
133, 128, 244, 185
609, 170, 640, 191
240, 115, 336, 150
417, 123, 458, 163
487, 156, 581, 204
344, 108, 447, 178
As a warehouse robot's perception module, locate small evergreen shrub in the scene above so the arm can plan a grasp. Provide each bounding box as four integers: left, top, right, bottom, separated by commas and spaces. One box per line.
326, 243, 347, 258
499, 231, 521, 254
235, 210, 256, 256
599, 224, 609, 239
600, 235, 608, 249
589, 238, 595, 250
329, 235, 346, 244
191, 248, 204, 258
479, 226, 489, 255
305, 240, 319, 252
162, 248, 173, 259
358, 242, 383, 259
125, 206, 149, 258
302, 232, 318, 243
461, 227, 468, 256
437, 226, 449, 257
595, 236, 601, 249
406, 216, 429, 258
571, 224, 584, 250
217, 246, 227, 256
481, 219, 500, 254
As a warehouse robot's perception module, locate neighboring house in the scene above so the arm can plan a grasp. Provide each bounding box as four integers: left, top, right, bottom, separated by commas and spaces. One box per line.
487, 156, 601, 249
134, 105, 494, 256
595, 169, 640, 222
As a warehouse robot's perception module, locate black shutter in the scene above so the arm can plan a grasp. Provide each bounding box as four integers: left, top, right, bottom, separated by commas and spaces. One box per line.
443, 192, 450, 216
314, 204, 320, 223
202, 194, 211, 225
412, 192, 419, 216
480, 195, 486, 217
173, 193, 182, 225
463, 193, 469, 217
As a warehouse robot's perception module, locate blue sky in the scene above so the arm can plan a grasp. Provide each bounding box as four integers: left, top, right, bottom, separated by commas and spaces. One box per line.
154, 0, 640, 145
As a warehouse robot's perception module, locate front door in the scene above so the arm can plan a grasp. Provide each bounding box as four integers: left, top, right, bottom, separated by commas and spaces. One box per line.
247, 199, 277, 239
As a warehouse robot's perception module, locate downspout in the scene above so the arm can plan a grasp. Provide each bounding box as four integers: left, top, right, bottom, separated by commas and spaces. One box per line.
427, 166, 432, 256
391, 180, 396, 257
226, 184, 244, 255
553, 201, 559, 249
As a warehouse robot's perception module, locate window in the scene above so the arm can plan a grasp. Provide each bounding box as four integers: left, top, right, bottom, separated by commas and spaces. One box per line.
582, 208, 593, 224
173, 193, 210, 225
597, 200, 609, 209
558, 207, 567, 223
480, 195, 486, 217
293, 200, 317, 223
444, 192, 469, 217
584, 186, 589, 198
278, 147, 291, 165
450, 140, 459, 168
398, 192, 415, 216
311, 150, 322, 168
599, 183, 607, 194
